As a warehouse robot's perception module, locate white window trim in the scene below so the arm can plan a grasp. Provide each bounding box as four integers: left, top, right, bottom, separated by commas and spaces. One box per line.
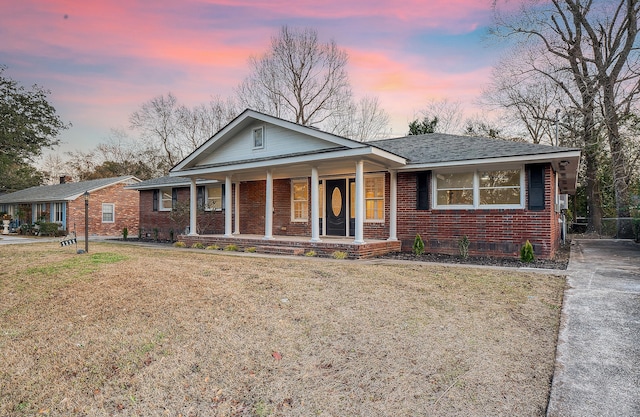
291, 179, 308, 222
159, 188, 172, 211
432, 166, 525, 210
102, 203, 115, 223
252, 126, 265, 149
364, 174, 385, 223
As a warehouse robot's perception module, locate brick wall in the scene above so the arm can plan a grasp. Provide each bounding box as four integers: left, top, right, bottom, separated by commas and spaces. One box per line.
396, 165, 561, 259
67, 183, 139, 237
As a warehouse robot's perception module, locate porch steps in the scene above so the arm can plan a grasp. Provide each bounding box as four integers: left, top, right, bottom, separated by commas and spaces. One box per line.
255, 245, 306, 256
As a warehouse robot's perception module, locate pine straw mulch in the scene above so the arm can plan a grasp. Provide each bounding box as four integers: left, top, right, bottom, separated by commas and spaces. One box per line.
0, 242, 566, 416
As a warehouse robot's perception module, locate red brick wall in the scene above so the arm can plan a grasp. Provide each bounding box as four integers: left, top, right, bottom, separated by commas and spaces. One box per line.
160, 166, 562, 259
396, 165, 560, 259
67, 183, 139, 237
138, 187, 226, 240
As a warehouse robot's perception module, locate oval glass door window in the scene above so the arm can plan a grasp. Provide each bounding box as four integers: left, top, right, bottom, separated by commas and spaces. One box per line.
331, 187, 342, 216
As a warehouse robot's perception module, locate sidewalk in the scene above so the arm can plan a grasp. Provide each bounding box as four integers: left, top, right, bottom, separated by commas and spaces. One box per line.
547, 239, 640, 416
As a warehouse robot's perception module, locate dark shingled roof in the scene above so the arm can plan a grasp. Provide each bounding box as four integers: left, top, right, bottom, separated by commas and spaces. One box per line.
127, 176, 218, 190
0, 176, 138, 204
369, 133, 579, 164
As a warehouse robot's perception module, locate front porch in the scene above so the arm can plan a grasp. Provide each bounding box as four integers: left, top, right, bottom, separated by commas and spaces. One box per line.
178, 234, 401, 259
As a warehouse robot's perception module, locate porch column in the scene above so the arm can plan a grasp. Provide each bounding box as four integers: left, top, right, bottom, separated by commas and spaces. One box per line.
224, 175, 232, 237
264, 169, 274, 239
388, 169, 398, 241
354, 160, 365, 244
233, 182, 240, 234
188, 178, 198, 235
310, 167, 321, 242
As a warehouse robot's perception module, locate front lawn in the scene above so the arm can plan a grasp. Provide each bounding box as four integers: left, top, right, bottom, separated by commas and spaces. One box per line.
0, 242, 565, 416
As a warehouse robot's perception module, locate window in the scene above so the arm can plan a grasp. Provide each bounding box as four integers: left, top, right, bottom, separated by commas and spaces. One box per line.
152, 190, 159, 211
253, 126, 264, 149
479, 170, 521, 205
365, 176, 384, 220
291, 179, 308, 221
53, 202, 64, 222
34, 203, 47, 222
433, 168, 523, 209
102, 203, 115, 223
159, 188, 173, 211
436, 172, 474, 207
206, 185, 224, 211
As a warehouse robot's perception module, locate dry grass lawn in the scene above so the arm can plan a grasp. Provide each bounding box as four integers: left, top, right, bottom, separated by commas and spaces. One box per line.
0, 242, 565, 416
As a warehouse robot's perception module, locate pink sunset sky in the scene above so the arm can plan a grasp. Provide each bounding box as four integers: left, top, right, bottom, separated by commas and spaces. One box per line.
1, 0, 508, 156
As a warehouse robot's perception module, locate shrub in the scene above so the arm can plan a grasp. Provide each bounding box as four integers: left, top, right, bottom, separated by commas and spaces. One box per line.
169, 229, 175, 242
412, 233, 425, 255
206, 244, 220, 250
153, 228, 159, 241
173, 241, 186, 248
122, 227, 128, 240
458, 235, 470, 259
633, 217, 640, 243
191, 242, 205, 249
520, 240, 535, 263
224, 244, 239, 251
332, 251, 348, 259
138, 228, 143, 239
38, 222, 59, 237
245, 247, 257, 253
305, 250, 316, 257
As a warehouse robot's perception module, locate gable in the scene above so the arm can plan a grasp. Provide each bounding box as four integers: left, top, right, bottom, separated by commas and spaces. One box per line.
195, 121, 345, 167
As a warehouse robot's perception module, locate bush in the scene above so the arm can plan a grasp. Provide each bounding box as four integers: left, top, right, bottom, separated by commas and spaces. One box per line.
173, 241, 186, 248
305, 250, 316, 257
191, 242, 205, 249
458, 235, 470, 259
38, 222, 59, 237
332, 251, 348, 259
245, 247, 257, 253
122, 227, 128, 240
520, 240, 535, 263
224, 244, 239, 251
206, 244, 220, 250
153, 228, 159, 241
412, 234, 425, 255
633, 217, 640, 243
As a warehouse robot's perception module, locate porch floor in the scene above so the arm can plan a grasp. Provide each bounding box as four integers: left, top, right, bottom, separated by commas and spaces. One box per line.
178, 234, 402, 259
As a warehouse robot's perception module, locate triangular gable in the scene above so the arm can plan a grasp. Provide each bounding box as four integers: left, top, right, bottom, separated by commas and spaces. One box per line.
172, 109, 368, 172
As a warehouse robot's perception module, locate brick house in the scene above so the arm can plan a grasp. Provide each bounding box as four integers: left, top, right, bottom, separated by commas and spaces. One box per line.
135, 109, 580, 259
0, 176, 140, 237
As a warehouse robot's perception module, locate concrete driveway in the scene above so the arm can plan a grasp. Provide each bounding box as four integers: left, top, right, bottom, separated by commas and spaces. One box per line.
547, 239, 640, 416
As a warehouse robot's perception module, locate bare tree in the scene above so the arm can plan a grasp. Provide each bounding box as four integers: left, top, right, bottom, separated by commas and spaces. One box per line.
491, 0, 640, 234
129, 93, 182, 167
327, 96, 391, 141
416, 99, 464, 134
236, 26, 352, 128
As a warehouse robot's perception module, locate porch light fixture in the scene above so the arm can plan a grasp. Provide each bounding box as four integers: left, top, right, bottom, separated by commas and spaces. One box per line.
84, 191, 90, 253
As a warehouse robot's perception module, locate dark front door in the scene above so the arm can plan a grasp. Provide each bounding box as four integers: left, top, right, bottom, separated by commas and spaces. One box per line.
325, 179, 346, 236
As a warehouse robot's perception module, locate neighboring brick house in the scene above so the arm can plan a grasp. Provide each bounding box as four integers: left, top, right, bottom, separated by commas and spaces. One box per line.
0, 176, 140, 237
137, 109, 580, 259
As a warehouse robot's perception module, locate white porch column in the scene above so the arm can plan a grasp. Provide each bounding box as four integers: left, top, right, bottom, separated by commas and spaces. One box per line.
388, 169, 398, 241
233, 182, 240, 234
310, 167, 321, 242
354, 160, 365, 244
188, 178, 198, 236
264, 169, 274, 239
224, 175, 232, 237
